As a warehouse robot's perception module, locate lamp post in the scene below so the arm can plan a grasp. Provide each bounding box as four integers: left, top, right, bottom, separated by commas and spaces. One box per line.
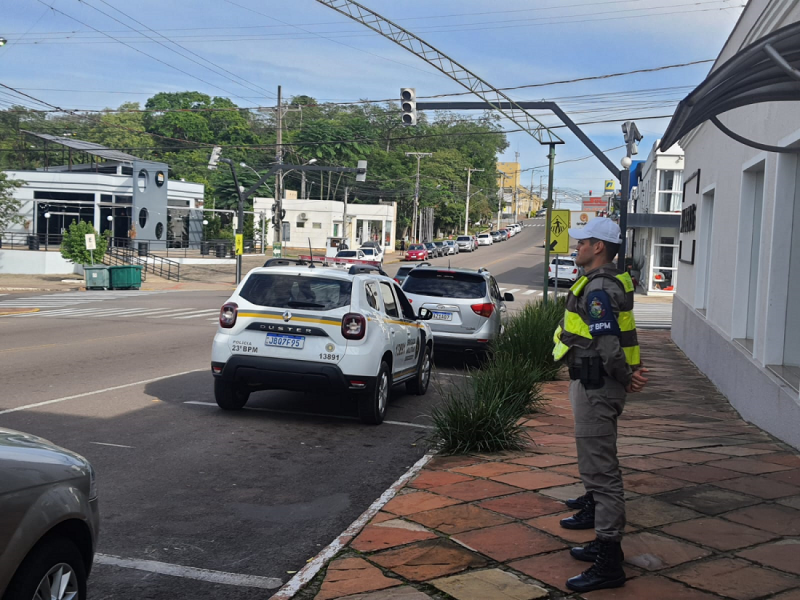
44, 212, 51, 252
300, 158, 317, 199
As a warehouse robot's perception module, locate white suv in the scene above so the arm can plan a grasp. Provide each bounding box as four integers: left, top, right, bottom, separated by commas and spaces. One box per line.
211, 260, 435, 424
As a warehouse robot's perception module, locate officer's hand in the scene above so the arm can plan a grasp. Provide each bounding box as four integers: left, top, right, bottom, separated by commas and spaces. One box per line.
626, 368, 649, 393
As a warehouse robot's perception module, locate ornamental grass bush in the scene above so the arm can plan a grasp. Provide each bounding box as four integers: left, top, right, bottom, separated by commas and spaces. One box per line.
429, 297, 567, 454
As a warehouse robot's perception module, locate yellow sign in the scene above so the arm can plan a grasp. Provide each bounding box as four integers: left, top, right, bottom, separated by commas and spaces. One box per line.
605, 180, 615, 192
235, 234, 244, 256
549, 209, 570, 254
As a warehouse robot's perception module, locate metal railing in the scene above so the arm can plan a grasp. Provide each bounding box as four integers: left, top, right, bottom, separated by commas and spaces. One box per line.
0, 232, 64, 250
105, 245, 180, 282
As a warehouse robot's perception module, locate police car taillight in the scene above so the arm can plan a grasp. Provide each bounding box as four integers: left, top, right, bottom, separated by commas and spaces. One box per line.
219, 302, 238, 328
341, 313, 366, 340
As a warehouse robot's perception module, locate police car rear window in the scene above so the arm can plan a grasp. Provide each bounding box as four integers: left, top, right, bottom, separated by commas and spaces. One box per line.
403, 270, 486, 299
240, 274, 352, 310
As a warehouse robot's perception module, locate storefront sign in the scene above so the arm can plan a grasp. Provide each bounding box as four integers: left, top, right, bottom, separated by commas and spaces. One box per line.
681, 204, 697, 232
582, 197, 607, 212
570, 211, 595, 232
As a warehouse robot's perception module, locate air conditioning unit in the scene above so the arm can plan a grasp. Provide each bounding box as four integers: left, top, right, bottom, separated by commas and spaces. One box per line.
298, 212, 308, 221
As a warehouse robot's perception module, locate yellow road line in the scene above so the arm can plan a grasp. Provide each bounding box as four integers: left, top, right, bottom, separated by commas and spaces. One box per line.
0, 308, 40, 316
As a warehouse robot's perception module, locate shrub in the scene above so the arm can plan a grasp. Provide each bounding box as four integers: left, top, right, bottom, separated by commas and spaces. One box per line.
60, 221, 108, 265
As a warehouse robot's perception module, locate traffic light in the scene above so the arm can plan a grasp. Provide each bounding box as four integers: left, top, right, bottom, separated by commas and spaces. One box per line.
621, 121, 642, 156
207, 146, 222, 170
401, 88, 416, 126
356, 160, 367, 182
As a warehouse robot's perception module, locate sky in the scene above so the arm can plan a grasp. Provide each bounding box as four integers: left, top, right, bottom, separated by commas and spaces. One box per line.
2, 0, 747, 209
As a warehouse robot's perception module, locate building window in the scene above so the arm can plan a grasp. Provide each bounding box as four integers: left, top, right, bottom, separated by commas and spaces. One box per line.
296, 221, 305, 228
312, 222, 322, 229
333, 223, 340, 237
657, 170, 682, 212
651, 227, 678, 291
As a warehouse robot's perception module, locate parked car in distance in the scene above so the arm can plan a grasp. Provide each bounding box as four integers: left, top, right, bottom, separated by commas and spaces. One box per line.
405, 244, 429, 261
394, 262, 430, 285
211, 261, 435, 424
360, 240, 384, 258
433, 241, 446, 256
336, 249, 367, 261
359, 247, 382, 262
443, 240, 459, 255
535, 209, 547, 217
424, 242, 440, 258
402, 266, 514, 359
456, 235, 474, 252
490, 231, 503, 243
498, 229, 510, 241
0, 428, 100, 600
549, 257, 581, 284
477, 233, 493, 246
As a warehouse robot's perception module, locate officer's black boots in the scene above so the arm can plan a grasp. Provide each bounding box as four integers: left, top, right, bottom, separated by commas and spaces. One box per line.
560, 495, 596, 529
570, 538, 625, 562
565, 491, 593, 510
566, 539, 626, 592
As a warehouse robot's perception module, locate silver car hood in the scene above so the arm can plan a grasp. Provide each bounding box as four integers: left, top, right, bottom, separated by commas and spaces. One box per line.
0, 428, 90, 495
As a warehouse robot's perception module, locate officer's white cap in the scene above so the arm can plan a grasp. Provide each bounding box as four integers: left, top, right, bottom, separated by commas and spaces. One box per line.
568, 217, 621, 243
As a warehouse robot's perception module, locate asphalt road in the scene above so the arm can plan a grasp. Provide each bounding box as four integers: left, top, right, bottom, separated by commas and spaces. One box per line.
0, 228, 551, 599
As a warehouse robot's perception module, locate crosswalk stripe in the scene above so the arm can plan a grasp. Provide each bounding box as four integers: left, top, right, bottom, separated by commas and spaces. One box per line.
523, 290, 536, 295
146, 309, 203, 319
174, 310, 220, 319
506, 288, 521, 294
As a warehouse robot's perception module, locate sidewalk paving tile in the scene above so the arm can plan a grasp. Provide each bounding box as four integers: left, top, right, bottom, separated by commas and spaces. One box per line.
736, 539, 800, 575
723, 503, 800, 535
370, 539, 487, 581
619, 456, 685, 471
651, 464, 743, 484
767, 468, 800, 487
771, 592, 800, 600
545, 463, 582, 478
336, 587, 432, 600
758, 453, 800, 467
660, 517, 778, 551
452, 523, 562, 561
479, 492, 566, 519
580, 575, 722, 600
653, 450, 722, 463
406, 504, 512, 535
707, 457, 794, 474
778, 496, 800, 510
314, 557, 401, 600
697, 446, 774, 457
509, 549, 588, 593
712, 474, 800, 499
382, 491, 461, 517
621, 473, 687, 495
428, 479, 520, 502
426, 455, 482, 471
506, 455, 576, 468
655, 484, 760, 515
667, 557, 799, 600
622, 531, 710, 571
625, 496, 701, 528
430, 568, 548, 600
451, 462, 529, 478
490, 470, 578, 490
407, 470, 473, 490
524, 511, 597, 543
350, 520, 437, 553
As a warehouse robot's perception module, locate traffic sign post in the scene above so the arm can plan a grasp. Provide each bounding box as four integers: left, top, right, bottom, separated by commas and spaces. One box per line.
85, 233, 96, 265
235, 234, 244, 256
549, 210, 570, 254
272, 242, 282, 258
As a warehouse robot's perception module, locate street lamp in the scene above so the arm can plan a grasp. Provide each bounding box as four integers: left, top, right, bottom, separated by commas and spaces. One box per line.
300, 158, 317, 199
44, 212, 51, 252
0, 38, 7, 47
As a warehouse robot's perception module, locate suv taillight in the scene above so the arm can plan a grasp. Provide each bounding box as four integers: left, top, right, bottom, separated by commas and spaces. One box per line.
572, 269, 578, 274
341, 313, 367, 340
471, 303, 494, 318
219, 302, 238, 328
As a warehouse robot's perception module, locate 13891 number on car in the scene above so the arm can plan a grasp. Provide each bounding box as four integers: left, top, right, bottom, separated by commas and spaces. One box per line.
319, 353, 339, 361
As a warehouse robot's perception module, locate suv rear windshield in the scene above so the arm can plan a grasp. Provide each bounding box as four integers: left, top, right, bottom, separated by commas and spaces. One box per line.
240, 274, 352, 310
552, 259, 576, 266
456, 236, 472, 242
403, 270, 487, 299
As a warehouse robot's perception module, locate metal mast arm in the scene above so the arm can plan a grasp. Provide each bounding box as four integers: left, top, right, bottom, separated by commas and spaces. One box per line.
314, 0, 564, 145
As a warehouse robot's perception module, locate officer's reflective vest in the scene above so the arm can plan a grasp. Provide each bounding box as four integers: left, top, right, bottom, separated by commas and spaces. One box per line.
552, 268, 641, 367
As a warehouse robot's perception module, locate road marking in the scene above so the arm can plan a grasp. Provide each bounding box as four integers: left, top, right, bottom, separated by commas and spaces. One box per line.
523, 290, 536, 295
174, 309, 220, 319
498, 287, 506, 292
94, 554, 282, 590
146, 308, 202, 318
506, 288, 521, 294
184, 401, 433, 429
90, 441, 134, 449
269, 452, 434, 600
0, 369, 206, 415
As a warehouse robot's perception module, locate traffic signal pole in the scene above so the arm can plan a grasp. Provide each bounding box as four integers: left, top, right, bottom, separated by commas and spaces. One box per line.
543, 143, 556, 304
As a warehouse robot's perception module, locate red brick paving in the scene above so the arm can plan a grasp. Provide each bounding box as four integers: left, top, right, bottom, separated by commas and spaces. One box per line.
306, 333, 800, 600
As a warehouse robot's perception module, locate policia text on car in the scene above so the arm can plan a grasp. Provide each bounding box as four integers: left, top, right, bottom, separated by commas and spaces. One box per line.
552, 217, 649, 593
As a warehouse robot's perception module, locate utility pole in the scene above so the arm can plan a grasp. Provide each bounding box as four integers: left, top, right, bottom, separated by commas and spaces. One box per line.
497, 170, 506, 229
405, 152, 432, 243
464, 167, 484, 235
514, 151, 520, 221
274, 85, 283, 249
543, 144, 556, 303
342, 186, 349, 246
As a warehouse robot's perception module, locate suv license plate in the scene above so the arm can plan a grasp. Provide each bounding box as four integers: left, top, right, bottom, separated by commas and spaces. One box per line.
431, 311, 452, 321
266, 333, 305, 349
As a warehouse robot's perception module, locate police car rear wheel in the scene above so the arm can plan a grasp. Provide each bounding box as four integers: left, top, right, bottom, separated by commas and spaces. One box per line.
359, 362, 390, 425
406, 346, 431, 396
214, 378, 250, 410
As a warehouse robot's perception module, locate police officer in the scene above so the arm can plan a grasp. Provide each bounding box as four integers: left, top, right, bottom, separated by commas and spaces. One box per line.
552, 217, 648, 593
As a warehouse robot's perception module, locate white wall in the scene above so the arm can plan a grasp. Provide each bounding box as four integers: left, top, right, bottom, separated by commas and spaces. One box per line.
0, 249, 81, 275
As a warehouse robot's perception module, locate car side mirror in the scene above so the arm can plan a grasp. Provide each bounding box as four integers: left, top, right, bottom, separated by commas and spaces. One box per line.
417, 307, 433, 321
503, 292, 514, 302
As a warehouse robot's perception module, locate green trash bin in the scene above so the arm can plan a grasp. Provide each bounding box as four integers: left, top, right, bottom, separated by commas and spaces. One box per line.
108, 265, 143, 290
84, 265, 110, 290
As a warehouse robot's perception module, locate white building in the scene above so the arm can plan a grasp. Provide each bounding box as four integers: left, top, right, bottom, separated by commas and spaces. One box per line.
661, 0, 800, 449
253, 198, 397, 253
629, 140, 683, 294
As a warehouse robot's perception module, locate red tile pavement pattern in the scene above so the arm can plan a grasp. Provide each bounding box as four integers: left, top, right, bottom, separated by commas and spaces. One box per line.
304, 332, 800, 600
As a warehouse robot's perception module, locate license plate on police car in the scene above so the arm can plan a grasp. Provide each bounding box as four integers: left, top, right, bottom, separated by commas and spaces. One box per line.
431, 311, 452, 321
266, 333, 305, 349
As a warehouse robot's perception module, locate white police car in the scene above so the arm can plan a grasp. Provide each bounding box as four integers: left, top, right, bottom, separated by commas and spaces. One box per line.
211, 259, 434, 424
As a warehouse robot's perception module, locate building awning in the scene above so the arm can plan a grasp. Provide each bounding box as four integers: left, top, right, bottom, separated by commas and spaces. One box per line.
660, 21, 800, 151
22, 130, 142, 164
627, 213, 681, 229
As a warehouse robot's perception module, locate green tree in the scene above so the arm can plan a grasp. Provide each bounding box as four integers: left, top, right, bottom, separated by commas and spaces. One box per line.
60, 221, 108, 265
0, 172, 26, 232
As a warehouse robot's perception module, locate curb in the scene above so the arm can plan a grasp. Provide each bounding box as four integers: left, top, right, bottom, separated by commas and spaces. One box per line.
0, 287, 80, 292
0, 308, 40, 316
268, 452, 435, 600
